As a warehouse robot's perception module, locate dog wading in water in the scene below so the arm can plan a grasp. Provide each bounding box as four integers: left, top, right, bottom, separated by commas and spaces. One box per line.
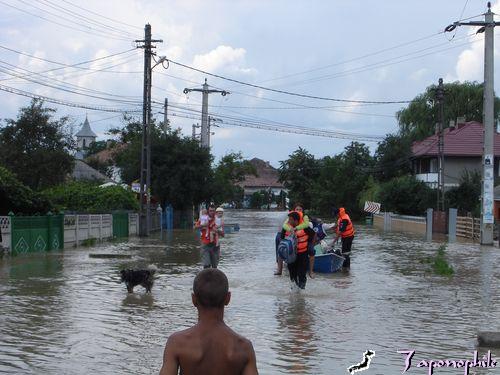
160, 269, 258, 375
120, 265, 157, 293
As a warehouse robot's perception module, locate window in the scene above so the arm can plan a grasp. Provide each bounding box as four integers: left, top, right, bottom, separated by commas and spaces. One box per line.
83, 139, 86, 148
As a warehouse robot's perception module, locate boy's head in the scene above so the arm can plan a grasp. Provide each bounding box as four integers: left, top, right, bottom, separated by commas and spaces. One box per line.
192, 269, 231, 309
216, 207, 224, 217
288, 211, 300, 227
294, 203, 304, 212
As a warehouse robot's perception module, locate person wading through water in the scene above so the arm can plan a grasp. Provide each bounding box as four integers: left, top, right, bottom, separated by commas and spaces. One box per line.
159, 269, 258, 375
333, 207, 355, 269
285, 211, 310, 289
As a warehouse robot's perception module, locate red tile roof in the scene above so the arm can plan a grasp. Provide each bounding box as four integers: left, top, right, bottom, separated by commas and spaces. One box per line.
412, 121, 500, 157
238, 158, 285, 189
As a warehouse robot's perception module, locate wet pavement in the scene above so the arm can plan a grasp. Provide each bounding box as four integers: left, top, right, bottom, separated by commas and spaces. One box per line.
1, 210, 500, 374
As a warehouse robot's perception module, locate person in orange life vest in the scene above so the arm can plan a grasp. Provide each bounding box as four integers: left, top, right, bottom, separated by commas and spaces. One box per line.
284, 204, 316, 278
274, 203, 310, 276
286, 211, 309, 289
195, 205, 219, 269
333, 207, 355, 269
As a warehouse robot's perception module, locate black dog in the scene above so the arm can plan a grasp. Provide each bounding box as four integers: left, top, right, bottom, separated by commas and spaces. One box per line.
120, 267, 156, 293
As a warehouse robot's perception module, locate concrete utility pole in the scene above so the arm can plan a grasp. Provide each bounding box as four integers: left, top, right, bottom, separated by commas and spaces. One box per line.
163, 98, 169, 134
435, 78, 445, 213
446, 2, 499, 245
192, 123, 200, 140
135, 24, 162, 237
183, 79, 229, 148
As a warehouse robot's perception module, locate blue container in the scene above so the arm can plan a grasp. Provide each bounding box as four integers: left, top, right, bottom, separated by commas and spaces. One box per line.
313, 252, 344, 273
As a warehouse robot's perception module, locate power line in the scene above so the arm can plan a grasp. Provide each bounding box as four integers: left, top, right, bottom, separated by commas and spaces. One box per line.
37, 0, 138, 38
0, 83, 141, 113
60, 0, 142, 31
0, 0, 131, 41
165, 58, 412, 104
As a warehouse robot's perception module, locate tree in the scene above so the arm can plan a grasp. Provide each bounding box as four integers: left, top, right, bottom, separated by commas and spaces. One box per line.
378, 175, 434, 215
374, 134, 413, 182
211, 152, 257, 206
249, 191, 265, 209
310, 142, 375, 218
278, 147, 319, 209
397, 81, 500, 141
113, 120, 213, 209
85, 140, 110, 157
0, 99, 75, 190
0, 165, 52, 215
445, 170, 481, 216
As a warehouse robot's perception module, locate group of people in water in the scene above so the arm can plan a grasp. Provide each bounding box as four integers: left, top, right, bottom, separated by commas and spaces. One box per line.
275, 203, 356, 290
159, 205, 356, 374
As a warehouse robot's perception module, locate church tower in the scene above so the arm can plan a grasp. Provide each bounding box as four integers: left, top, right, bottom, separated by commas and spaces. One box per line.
75, 115, 97, 159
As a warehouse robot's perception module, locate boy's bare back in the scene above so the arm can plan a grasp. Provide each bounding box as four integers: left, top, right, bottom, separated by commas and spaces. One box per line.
160, 321, 257, 375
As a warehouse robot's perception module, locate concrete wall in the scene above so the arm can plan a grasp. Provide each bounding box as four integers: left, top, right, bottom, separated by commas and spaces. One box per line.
373, 213, 426, 235
64, 214, 113, 248
0, 216, 11, 250
443, 157, 482, 187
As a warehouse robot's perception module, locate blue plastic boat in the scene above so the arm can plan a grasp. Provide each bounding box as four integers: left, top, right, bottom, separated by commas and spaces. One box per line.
313, 252, 345, 273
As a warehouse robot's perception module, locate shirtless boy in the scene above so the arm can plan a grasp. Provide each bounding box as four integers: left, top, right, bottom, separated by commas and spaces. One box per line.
159, 269, 258, 375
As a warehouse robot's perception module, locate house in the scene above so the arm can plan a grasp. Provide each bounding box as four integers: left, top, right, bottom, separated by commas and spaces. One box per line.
412, 120, 500, 189
72, 159, 113, 183
238, 158, 287, 208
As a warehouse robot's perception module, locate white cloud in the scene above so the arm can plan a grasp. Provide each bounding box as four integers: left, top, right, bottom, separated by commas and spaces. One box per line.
192, 45, 257, 76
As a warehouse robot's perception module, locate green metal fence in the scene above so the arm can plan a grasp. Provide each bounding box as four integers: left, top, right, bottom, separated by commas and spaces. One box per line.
10, 214, 64, 255
112, 212, 129, 238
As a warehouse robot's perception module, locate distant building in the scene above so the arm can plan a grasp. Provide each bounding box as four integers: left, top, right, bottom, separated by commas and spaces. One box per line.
71, 160, 113, 183
75, 115, 97, 160
412, 120, 500, 189
238, 158, 286, 208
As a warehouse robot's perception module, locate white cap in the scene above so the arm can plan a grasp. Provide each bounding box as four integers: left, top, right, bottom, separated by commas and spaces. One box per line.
216, 207, 224, 212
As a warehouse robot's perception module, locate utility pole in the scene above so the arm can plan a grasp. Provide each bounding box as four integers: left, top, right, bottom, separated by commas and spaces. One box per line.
183, 79, 229, 148
445, 2, 499, 245
163, 98, 169, 134
135, 24, 162, 237
192, 123, 200, 140
435, 78, 445, 213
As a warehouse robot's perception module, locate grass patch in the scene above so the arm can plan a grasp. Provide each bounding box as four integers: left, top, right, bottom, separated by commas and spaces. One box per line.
81, 238, 97, 247
432, 244, 454, 276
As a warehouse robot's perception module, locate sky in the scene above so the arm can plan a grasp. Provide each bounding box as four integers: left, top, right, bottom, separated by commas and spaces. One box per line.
1, 0, 500, 167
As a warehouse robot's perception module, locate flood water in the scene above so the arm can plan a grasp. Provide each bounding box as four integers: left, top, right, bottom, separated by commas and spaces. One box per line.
1, 210, 500, 374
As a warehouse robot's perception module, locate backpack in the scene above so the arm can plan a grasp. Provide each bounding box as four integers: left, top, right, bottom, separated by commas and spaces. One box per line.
277, 233, 298, 264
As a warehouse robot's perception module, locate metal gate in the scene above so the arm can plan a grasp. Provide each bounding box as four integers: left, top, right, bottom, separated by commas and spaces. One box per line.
112, 212, 129, 238
10, 214, 64, 255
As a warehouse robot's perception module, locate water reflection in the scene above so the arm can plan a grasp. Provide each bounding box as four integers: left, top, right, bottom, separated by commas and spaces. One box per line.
1, 211, 500, 374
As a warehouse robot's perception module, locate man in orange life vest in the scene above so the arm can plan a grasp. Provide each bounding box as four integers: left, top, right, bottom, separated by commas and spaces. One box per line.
286, 211, 309, 289
333, 207, 355, 268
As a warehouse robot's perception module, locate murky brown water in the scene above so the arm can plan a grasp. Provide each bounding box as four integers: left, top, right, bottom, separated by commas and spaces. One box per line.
1, 210, 500, 374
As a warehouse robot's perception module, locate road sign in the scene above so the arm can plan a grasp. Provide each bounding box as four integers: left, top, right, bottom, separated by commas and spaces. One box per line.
364, 201, 381, 214
131, 182, 141, 193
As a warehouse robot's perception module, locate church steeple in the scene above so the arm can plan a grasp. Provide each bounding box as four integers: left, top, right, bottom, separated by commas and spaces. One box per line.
75, 115, 97, 159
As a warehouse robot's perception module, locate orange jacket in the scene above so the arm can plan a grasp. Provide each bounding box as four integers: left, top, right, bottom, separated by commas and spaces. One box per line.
336, 208, 355, 238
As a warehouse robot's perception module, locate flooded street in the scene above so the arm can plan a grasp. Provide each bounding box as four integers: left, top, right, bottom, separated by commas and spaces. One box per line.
1, 209, 500, 374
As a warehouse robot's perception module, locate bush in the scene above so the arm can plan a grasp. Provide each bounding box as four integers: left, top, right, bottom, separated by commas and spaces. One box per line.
378, 175, 434, 215
0, 165, 52, 215
43, 181, 139, 213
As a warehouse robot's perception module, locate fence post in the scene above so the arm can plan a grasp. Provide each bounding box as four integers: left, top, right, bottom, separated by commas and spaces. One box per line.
426, 208, 433, 241
384, 212, 391, 231
448, 208, 457, 243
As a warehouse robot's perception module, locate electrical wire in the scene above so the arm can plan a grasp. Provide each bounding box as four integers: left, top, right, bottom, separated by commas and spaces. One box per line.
166, 58, 412, 104
0, 0, 132, 41
0, 83, 141, 113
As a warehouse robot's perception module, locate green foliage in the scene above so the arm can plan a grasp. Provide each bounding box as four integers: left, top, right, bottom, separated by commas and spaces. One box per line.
278, 147, 320, 209
374, 134, 413, 181
445, 170, 481, 216
397, 81, 500, 141
357, 176, 381, 211
211, 152, 257, 206
113, 121, 212, 210
0, 99, 75, 190
85, 140, 110, 157
0, 165, 52, 215
249, 191, 265, 209
43, 181, 138, 212
377, 175, 434, 215
432, 245, 454, 276
85, 156, 114, 179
